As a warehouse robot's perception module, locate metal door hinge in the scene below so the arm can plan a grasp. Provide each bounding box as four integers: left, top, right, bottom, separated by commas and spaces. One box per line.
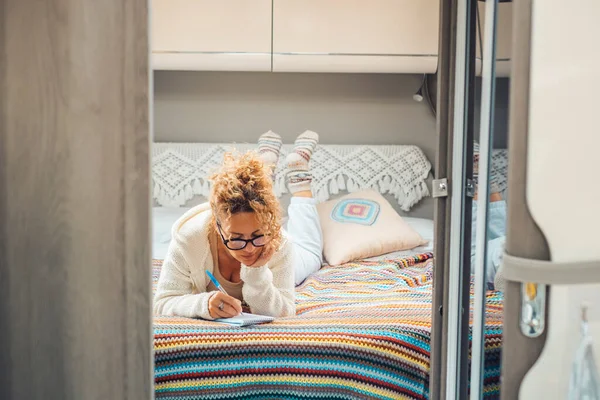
467, 179, 475, 197
432, 178, 475, 198
432, 178, 448, 198
466, 179, 475, 198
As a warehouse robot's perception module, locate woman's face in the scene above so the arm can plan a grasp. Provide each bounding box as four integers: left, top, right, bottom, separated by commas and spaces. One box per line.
218, 212, 266, 266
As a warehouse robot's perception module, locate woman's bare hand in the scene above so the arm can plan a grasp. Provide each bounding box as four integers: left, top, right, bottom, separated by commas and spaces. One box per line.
208, 292, 242, 319
247, 243, 276, 268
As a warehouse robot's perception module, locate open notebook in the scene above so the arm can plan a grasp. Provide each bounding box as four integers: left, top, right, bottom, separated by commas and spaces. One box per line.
214, 312, 275, 327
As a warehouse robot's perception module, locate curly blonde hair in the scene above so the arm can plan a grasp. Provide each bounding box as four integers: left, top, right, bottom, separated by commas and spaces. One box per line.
209, 151, 282, 249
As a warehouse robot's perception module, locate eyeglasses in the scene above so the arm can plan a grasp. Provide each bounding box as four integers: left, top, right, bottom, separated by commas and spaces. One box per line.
216, 222, 267, 251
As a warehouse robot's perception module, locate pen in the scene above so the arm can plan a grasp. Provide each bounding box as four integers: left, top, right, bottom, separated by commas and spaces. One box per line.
206, 270, 243, 316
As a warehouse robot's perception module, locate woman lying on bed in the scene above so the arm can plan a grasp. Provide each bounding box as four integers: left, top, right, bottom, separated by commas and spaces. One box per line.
153, 131, 323, 320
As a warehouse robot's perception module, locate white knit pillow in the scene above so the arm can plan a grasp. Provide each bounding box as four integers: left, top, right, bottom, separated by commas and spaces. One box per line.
317, 189, 426, 265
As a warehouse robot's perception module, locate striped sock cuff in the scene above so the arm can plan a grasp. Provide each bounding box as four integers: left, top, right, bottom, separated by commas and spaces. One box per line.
258, 131, 282, 167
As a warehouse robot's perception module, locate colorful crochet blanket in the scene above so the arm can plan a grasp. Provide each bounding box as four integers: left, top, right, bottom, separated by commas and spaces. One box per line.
153, 254, 503, 399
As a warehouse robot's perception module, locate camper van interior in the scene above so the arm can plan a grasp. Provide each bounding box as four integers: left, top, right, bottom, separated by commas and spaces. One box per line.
150, 1, 506, 399
1, 1, 598, 400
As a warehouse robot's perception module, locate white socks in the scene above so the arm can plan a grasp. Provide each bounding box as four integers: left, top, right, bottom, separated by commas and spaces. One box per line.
257, 130, 319, 194
286, 131, 319, 194
257, 131, 283, 169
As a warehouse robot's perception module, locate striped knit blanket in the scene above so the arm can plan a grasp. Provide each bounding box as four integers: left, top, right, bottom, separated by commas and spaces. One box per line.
153, 254, 503, 399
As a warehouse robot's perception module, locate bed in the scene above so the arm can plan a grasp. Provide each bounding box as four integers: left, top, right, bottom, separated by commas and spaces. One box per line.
152, 252, 503, 399
151, 142, 504, 399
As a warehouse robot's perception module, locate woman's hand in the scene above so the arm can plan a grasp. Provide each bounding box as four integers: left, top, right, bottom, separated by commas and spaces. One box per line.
208, 292, 242, 319
247, 243, 276, 268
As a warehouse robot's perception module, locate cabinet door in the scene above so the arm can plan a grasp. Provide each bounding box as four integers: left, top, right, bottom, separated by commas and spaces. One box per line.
272, 0, 439, 73
152, 0, 272, 71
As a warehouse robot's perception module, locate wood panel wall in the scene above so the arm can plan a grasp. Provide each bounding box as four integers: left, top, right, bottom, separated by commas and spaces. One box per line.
0, 1, 151, 399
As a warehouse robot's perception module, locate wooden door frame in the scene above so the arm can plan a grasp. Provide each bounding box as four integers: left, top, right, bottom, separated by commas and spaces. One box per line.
431, 0, 478, 398
0, 1, 152, 399
429, 0, 456, 393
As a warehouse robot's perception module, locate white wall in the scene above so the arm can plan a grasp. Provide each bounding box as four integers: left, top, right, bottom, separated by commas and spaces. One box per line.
153, 71, 438, 218
153, 71, 437, 155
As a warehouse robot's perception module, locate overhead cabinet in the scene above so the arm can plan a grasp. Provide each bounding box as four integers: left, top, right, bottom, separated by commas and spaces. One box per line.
152, 0, 272, 71
272, 0, 440, 73
152, 0, 440, 73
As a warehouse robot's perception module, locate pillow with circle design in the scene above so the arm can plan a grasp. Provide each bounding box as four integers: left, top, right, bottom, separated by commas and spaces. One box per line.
316, 189, 427, 265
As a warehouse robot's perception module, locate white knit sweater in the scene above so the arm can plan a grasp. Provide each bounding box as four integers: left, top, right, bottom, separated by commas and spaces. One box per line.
153, 203, 296, 319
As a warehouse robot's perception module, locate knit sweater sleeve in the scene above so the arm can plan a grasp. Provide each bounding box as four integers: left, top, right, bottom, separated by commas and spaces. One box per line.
153, 211, 215, 320
241, 239, 296, 318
